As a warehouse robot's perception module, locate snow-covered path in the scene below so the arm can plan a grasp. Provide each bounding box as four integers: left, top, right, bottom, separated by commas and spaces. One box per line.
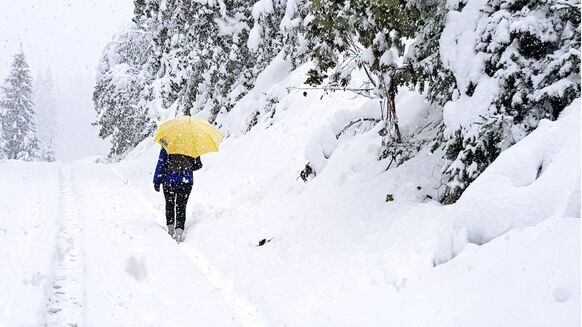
45, 165, 84, 326
0, 161, 264, 327
0, 99, 579, 327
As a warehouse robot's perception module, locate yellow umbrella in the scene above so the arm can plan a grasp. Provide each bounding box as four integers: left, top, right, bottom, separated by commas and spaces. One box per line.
154, 116, 223, 158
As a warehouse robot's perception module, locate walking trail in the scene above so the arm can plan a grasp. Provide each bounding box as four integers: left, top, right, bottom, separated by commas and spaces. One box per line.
0, 161, 266, 327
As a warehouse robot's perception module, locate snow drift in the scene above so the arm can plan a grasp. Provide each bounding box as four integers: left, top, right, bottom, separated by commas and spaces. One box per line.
112, 57, 580, 325
0, 56, 578, 326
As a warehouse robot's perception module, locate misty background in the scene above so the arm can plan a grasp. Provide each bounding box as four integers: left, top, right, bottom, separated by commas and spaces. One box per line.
0, 0, 133, 161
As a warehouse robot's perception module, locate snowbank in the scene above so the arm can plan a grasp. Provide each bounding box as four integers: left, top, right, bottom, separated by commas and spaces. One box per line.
0, 161, 61, 326
112, 55, 580, 325
1, 56, 576, 325
450, 100, 580, 244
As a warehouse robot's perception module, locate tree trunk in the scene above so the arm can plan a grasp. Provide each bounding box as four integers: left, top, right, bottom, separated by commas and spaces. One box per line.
386, 83, 402, 143
380, 81, 402, 145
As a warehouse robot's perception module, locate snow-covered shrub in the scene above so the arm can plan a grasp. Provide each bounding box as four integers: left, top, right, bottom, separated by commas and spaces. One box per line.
441, 0, 581, 203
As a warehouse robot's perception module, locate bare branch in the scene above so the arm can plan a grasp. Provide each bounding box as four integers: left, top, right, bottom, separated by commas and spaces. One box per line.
362, 65, 378, 88
336, 118, 380, 139
287, 86, 375, 92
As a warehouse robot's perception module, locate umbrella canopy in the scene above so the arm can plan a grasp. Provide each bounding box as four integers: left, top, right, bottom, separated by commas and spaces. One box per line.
154, 116, 223, 158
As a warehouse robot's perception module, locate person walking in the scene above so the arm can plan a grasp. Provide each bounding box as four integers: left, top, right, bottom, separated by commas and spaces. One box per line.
153, 148, 202, 242
152, 116, 222, 242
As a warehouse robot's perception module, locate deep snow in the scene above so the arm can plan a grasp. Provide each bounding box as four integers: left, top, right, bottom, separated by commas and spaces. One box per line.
0, 56, 580, 327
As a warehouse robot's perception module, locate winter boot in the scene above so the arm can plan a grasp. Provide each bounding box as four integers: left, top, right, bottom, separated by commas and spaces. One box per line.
174, 228, 184, 243
167, 224, 175, 237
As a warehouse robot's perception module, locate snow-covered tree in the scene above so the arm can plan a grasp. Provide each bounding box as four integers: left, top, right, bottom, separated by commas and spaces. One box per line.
304, 0, 457, 168
306, 0, 421, 144
129, 0, 256, 121
0, 91, 5, 160
180, 2, 229, 117
248, 0, 309, 70
34, 70, 57, 161
93, 0, 580, 205
280, 0, 309, 67
199, 0, 255, 121
0, 49, 40, 161
441, 0, 581, 203
95, 0, 313, 156
248, 0, 286, 72
483, 0, 580, 125
93, 24, 156, 158
0, 108, 5, 160
407, 0, 457, 106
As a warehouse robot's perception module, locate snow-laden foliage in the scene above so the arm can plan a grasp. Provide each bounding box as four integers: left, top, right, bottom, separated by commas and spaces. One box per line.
0, 103, 5, 160
441, 0, 581, 203
249, 0, 309, 70
407, 0, 457, 106
305, 0, 419, 143
304, 0, 457, 165
93, 24, 156, 158
0, 50, 41, 161
96, 0, 579, 205
95, 0, 309, 159
138, 0, 256, 121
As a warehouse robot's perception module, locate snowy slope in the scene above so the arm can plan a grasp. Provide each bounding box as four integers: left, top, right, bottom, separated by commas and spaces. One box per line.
0, 56, 579, 327
113, 61, 579, 325
0, 162, 60, 326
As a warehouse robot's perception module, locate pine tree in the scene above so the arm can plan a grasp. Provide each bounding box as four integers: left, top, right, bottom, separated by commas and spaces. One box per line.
143, 0, 257, 121
215, 0, 256, 120
93, 24, 156, 158
0, 103, 5, 160
441, 0, 581, 203
407, 0, 457, 106
149, 0, 223, 118
248, 0, 286, 72
181, 2, 225, 117
0, 49, 40, 161
95, 0, 314, 156
0, 88, 5, 160
280, 0, 310, 67
248, 0, 310, 72
481, 0, 580, 125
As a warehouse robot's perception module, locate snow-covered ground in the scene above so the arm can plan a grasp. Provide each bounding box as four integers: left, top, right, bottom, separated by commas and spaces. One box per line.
0, 63, 579, 326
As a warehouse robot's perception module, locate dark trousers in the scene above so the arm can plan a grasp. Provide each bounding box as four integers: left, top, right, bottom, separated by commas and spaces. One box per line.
163, 183, 192, 230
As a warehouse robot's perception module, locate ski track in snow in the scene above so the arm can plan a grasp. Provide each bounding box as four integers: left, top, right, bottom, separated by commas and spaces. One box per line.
45, 164, 84, 327
109, 166, 268, 327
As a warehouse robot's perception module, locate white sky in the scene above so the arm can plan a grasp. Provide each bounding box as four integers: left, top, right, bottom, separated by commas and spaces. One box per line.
0, 0, 134, 161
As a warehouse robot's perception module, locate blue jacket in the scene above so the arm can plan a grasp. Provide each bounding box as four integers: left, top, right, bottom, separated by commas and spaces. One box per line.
153, 149, 202, 185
